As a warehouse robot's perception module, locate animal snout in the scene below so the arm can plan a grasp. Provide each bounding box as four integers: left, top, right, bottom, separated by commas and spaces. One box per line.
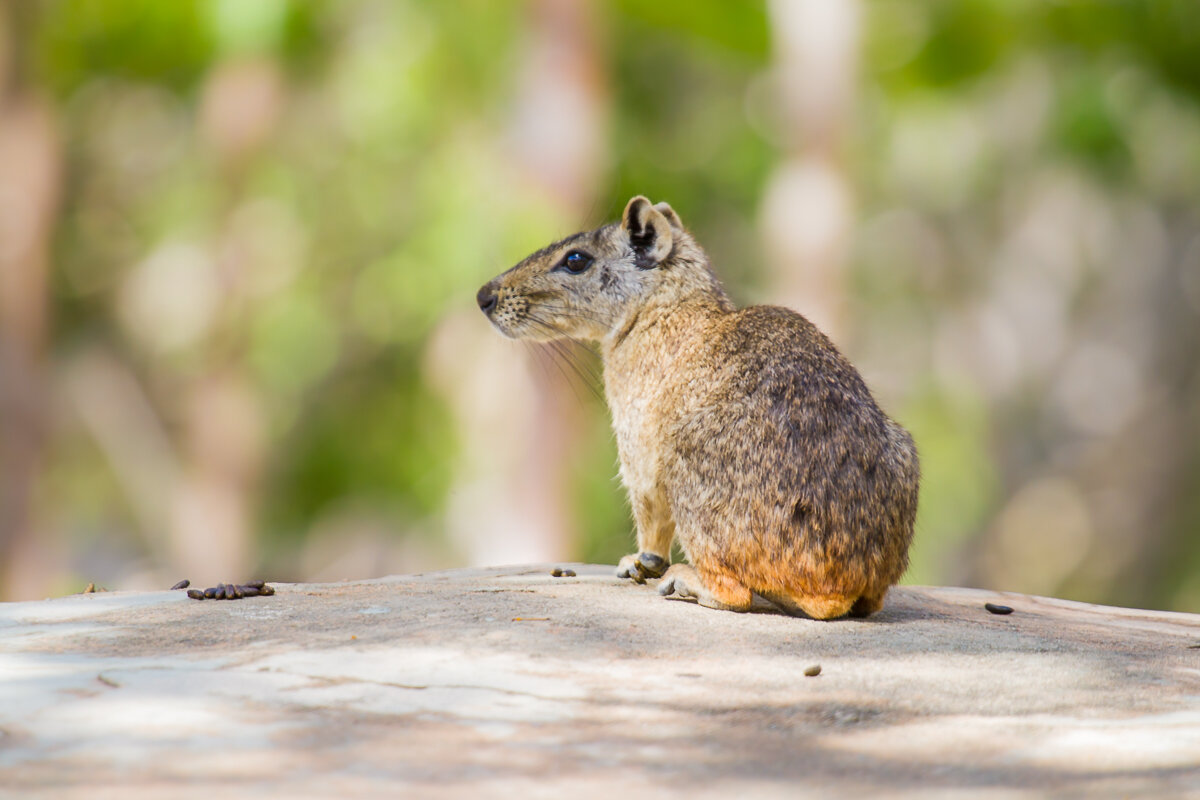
476, 283, 498, 315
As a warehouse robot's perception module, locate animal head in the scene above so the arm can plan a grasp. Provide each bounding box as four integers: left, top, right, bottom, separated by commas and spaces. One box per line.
477, 196, 726, 343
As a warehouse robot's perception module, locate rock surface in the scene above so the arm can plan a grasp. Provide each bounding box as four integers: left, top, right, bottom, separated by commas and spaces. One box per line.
2, 564, 1199, 798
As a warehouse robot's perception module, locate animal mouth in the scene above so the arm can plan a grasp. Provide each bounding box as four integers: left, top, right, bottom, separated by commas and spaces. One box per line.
490, 290, 574, 341
479, 295, 537, 340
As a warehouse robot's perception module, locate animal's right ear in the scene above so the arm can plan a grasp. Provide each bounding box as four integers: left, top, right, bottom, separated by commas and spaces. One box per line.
653, 202, 683, 232
621, 196, 674, 269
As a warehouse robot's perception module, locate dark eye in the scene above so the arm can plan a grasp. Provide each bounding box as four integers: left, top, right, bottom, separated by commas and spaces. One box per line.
558, 250, 593, 274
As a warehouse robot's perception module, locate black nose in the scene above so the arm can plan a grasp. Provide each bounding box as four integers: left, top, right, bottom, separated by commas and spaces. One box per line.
476, 284, 498, 315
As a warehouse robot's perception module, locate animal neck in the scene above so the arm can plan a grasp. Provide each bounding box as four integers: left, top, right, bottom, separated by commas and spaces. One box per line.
600, 291, 730, 391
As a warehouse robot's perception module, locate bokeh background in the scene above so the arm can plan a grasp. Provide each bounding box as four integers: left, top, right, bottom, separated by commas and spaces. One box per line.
2, 0, 1198, 610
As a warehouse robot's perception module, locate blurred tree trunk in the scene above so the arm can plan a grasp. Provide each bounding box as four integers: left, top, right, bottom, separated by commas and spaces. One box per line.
508, 0, 610, 213
432, 0, 609, 566
761, 0, 860, 342
168, 53, 284, 581
0, 1, 62, 599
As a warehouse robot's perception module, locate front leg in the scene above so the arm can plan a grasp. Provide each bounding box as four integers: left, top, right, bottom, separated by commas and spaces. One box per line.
616, 489, 674, 584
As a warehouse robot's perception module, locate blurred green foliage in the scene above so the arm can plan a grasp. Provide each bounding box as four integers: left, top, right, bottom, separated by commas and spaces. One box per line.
12, 0, 1200, 609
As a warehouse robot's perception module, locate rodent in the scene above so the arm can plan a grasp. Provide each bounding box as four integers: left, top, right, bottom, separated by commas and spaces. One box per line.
476, 196, 919, 619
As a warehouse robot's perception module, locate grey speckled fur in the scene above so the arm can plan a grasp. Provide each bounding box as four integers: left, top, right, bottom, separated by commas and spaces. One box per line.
477, 196, 918, 619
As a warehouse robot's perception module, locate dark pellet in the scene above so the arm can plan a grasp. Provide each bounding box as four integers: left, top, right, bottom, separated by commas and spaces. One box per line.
231, 584, 245, 599
550, 568, 563, 577
985, 603, 1014, 615
204, 587, 218, 599
187, 589, 204, 600
245, 579, 265, 590
259, 585, 275, 596
562, 569, 577, 577
171, 579, 191, 590
239, 585, 260, 597
804, 664, 822, 677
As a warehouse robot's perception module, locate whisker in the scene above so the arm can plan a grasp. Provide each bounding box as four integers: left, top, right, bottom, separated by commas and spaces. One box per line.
519, 296, 607, 321
522, 316, 605, 403
527, 315, 604, 380
550, 339, 604, 398
536, 304, 612, 327
525, 336, 559, 395
546, 342, 597, 404
533, 341, 590, 405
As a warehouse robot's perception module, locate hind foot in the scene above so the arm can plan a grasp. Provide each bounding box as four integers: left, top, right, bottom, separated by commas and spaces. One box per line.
657, 564, 756, 612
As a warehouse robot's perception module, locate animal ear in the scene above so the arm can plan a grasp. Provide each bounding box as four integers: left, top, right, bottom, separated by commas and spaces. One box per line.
653, 202, 683, 232
621, 195, 674, 269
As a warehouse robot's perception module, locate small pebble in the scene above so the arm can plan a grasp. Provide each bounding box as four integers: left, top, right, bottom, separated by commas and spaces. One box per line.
170, 579, 190, 591
186, 589, 204, 600
985, 602, 1014, 615
804, 664, 822, 677
83, 583, 95, 594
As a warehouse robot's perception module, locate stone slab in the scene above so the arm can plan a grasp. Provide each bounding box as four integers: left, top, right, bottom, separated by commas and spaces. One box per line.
1, 565, 1199, 798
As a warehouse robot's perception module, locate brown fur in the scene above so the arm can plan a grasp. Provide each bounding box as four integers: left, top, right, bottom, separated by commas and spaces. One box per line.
477, 196, 919, 619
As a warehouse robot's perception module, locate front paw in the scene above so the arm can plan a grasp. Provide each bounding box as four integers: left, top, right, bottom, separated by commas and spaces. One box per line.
615, 551, 668, 584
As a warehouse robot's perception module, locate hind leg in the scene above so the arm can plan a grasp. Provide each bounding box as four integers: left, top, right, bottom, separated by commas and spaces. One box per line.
756, 587, 856, 620
791, 593, 857, 620
658, 564, 755, 612
803, 594, 857, 620
849, 589, 887, 618
751, 589, 843, 620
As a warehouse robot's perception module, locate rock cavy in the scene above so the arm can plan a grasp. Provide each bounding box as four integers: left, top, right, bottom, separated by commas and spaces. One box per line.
476, 196, 919, 619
